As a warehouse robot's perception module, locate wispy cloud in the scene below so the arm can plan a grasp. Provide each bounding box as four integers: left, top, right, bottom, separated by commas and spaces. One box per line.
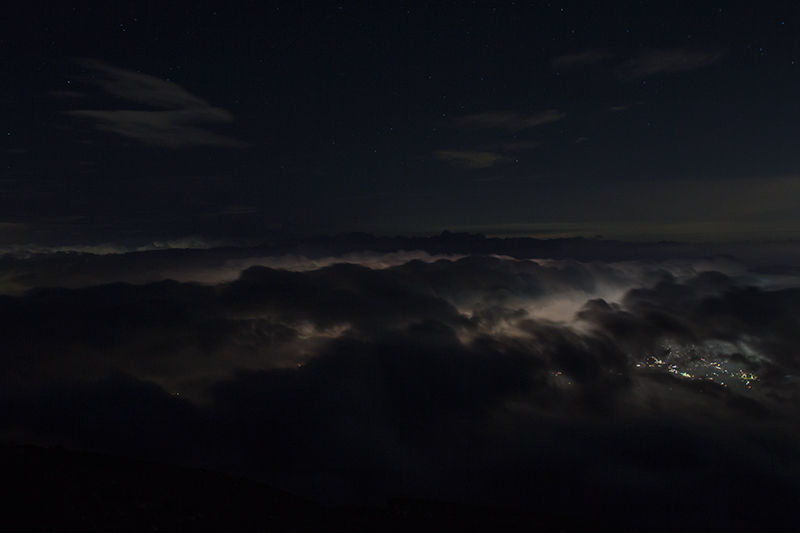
75, 58, 209, 109
65, 59, 247, 148
453, 110, 565, 132
65, 109, 247, 148
616, 48, 722, 80
436, 150, 511, 169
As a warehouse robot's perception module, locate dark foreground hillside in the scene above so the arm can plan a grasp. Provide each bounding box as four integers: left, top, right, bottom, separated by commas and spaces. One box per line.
2, 443, 604, 532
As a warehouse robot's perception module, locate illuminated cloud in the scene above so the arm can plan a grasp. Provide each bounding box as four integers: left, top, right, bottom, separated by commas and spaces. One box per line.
0, 242, 130, 258
65, 59, 247, 148
136, 235, 219, 251
436, 150, 511, 168
453, 110, 565, 132
226, 250, 466, 274
0, 236, 217, 259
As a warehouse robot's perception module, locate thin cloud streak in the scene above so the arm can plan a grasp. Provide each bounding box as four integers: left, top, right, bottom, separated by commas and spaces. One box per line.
453, 110, 566, 132
436, 150, 511, 169
65, 109, 249, 148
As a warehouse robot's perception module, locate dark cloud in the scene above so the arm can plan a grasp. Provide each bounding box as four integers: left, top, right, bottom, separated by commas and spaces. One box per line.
65, 108, 248, 148
65, 59, 248, 148
0, 372, 203, 462
219, 262, 468, 332
2, 243, 800, 530
75, 58, 210, 109
586, 273, 800, 379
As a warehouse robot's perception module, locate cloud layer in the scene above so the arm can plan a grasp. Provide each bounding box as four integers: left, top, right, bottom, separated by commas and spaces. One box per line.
2, 243, 800, 530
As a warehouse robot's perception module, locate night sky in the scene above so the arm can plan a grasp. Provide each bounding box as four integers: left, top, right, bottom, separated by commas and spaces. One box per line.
4, 1, 799, 245
3, 2, 800, 531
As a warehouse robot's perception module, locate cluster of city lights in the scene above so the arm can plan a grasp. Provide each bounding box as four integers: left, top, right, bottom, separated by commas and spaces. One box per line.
635, 340, 761, 391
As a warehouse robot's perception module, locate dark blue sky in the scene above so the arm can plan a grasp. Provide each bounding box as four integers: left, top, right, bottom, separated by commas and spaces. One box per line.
3, 1, 799, 245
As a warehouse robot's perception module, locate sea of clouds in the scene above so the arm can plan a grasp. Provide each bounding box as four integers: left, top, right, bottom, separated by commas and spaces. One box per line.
2, 238, 799, 530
